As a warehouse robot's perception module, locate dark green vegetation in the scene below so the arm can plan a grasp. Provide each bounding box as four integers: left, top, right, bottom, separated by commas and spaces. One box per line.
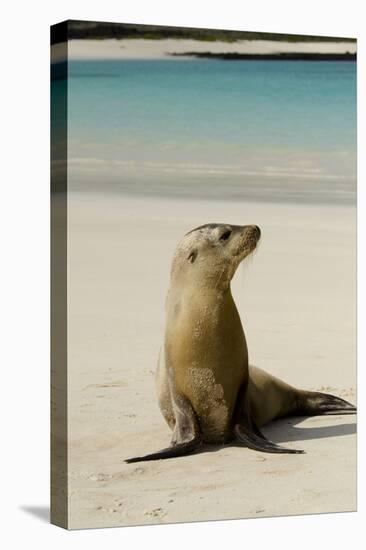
171, 52, 356, 61
51, 19, 356, 45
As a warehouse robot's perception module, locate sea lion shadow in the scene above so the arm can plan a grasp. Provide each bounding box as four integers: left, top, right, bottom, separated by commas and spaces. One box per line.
191, 417, 357, 457
263, 416, 357, 444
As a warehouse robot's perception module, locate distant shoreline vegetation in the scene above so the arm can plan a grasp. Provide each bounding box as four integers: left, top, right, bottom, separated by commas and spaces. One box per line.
170, 52, 356, 61
51, 20, 356, 45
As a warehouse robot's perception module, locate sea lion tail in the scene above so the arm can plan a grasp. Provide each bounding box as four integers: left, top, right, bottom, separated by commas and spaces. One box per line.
297, 391, 357, 416
234, 424, 304, 454
125, 439, 201, 463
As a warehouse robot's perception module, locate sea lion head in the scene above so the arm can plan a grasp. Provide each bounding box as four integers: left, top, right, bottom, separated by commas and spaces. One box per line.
171, 223, 261, 290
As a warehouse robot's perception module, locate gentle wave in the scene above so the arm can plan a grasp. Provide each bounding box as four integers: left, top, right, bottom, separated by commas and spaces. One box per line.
66, 157, 355, 182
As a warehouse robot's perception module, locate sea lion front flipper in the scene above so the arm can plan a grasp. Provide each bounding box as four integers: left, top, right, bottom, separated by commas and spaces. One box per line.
296, 390, 357, 416
234, 423, 304, 454
124, 439, 200, 463
234, 383, 304, 454
125, 393, 201, 463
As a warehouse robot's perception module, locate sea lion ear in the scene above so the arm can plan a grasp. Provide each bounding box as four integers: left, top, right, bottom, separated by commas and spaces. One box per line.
188, 249, 198, 263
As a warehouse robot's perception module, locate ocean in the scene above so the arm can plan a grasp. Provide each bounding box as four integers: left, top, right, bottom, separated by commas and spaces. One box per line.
63, 58, 356, 204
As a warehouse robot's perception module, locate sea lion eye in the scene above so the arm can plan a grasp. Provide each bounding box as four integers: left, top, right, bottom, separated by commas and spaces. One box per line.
188, 249, 198, 263
219, 230, 232, 241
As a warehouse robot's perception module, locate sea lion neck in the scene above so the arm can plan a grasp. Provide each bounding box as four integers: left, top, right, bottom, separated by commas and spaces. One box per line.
166, 278, 234, 312
169, 271, 233, 296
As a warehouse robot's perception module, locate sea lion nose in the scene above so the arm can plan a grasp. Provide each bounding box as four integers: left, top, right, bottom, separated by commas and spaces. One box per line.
247, 225, 260, 239
253, 225, 261, 238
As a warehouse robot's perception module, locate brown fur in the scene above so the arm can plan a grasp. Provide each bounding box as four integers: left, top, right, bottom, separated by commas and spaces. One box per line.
126, 223, 355, 464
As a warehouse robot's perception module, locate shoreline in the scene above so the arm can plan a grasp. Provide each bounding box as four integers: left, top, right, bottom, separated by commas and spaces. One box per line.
52, 38, 357, 62
67, 189, 357, 209
66, 183, 356, 207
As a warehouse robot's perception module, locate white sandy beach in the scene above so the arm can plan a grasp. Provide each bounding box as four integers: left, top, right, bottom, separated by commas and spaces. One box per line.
66, 192, 356, 529
51, 38, 356, 62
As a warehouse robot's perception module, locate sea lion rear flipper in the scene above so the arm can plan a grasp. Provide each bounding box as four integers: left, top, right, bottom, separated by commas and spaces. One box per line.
125, 393, 201, 463
296, 391, 357, 416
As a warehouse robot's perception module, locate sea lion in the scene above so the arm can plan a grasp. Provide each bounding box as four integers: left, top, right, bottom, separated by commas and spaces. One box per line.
126, 223, 356, 463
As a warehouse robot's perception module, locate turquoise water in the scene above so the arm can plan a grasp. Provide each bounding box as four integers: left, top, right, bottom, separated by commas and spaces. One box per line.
65, 59, 356, 203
